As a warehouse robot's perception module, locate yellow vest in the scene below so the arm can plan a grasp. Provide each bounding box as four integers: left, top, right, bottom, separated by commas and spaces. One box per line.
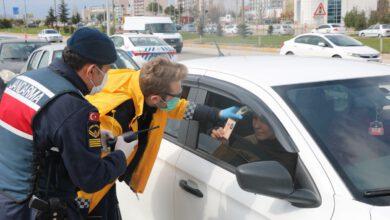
77, 69, 188, 212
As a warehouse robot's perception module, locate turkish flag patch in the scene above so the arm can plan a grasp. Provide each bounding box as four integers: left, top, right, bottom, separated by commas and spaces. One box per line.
89, 112, 100, 122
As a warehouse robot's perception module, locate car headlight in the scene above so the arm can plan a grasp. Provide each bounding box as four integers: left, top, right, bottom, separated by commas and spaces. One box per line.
0, 69, 17, 82
347, 53, 361, 57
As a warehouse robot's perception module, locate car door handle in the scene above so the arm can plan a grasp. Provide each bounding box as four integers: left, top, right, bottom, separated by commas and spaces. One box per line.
179, 180, 203, 198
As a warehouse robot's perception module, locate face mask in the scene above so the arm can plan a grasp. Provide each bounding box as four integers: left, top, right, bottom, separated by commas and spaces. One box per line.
89, 66, 108, 95
159, 97, 180, 111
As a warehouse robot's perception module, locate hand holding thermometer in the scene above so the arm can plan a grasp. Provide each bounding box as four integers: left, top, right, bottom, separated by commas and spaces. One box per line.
106, 126, 160, 150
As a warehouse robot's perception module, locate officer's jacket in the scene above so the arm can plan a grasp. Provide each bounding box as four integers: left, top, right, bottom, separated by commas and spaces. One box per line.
78, 69, 191, 211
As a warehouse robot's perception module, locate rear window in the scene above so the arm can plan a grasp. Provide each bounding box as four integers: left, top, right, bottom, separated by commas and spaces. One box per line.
383, 25, 390, 29
332, 24, 341, 28
45, 30, 58, 34
0, 42, 48, 60
129, 37, 166, 47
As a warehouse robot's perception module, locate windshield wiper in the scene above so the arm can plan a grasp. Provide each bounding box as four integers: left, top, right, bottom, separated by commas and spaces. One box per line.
364, 188, 390, 197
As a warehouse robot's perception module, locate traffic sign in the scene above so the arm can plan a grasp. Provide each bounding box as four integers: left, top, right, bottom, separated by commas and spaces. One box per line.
12, 7, 19, 15
314, 3, 327, 16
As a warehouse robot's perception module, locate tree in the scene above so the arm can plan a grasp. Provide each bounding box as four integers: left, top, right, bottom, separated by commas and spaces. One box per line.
344, 7, 367, 30
208, 5, 226, 24
96, 13, 105, 24
71, 12, 81, 25
238, 22, 251, 37
147, 2, 162, 15
58, 0, 69, 25
45, 7, 57, 27
164, 5, 179, 21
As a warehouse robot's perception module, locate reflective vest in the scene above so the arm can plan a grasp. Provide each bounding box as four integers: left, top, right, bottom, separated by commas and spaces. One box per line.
0, 68, 81, 202
78, 69, 189, 212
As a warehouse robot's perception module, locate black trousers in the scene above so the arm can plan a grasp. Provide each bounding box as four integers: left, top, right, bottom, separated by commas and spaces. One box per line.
88, 184, 121, 220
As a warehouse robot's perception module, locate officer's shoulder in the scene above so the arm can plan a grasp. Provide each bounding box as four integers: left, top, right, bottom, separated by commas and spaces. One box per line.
50, 93, 97, 112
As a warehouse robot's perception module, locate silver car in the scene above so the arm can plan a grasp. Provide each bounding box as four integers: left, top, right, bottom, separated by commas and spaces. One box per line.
359, 24, 390, 38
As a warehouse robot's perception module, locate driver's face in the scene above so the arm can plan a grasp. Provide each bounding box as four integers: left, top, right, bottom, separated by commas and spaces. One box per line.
252, 115, 275, 141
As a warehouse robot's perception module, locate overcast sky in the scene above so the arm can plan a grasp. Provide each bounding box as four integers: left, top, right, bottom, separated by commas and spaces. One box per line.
1, 0, 236, 19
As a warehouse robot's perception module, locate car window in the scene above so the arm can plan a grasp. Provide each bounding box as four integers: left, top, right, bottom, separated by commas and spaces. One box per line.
129, 37, 166, 46
307, 36, 328, 46
373, 25, 380, 29
164, 86, 190, 138
194, 91, 297, 174
28, 50, 43, 70
53, 50, 63, 61
325, 35, 363, 46
332, 24, 341, 28
45, 29, 58, 34
319, 25, 329, 29
111, 36, 124, 47
383, 25, 390, 29
112, 50, 139, 70
37, 51, 50, 69
295, 35, 311, 44
26, 50, 40, 71
0, 42, 47, 61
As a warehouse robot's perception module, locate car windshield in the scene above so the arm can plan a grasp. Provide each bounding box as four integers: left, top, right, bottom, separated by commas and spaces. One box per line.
112, 50, 139, 70
129, 37, 166, 46
0, 42, 47, 60
275, 76, 390, 198
149, 23, 177, 33
45, 30, 58, 34
382, 25, 390, 29
325, 35, 363, 46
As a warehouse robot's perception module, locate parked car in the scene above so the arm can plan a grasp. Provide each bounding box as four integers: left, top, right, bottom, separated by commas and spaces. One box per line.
110, 33, 177, 66
312, 24, 346, 34
272, 24, 295, 35
38, 29, 63, 42
0, 39, 48, 76
118, 56, 390, 220
359, 24, 390, 37
224, 24, 238, 34
122, 16, 183, 53
21, 44, 140, 74
280, 33, 381, 62
181, 23, 196, 32
204, 24, 217, 34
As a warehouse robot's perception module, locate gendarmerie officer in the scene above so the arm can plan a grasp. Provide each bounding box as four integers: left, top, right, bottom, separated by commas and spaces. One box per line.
0, 27, 135, 219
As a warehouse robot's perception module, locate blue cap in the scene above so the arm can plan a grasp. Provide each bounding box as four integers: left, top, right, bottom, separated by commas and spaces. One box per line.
67, 27, 117, 65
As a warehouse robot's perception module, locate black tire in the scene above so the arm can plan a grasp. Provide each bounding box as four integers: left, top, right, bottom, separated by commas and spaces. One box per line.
360, 33, 365, 37
176, 46, 182, 53
332, 55, 342, 58
286, 51, 294, 55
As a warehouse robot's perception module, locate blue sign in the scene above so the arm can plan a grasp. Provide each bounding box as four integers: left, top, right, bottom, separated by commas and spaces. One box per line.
12, 7, 19, 15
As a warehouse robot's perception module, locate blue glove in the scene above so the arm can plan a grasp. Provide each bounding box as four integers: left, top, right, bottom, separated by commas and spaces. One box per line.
219, 106, 243, 120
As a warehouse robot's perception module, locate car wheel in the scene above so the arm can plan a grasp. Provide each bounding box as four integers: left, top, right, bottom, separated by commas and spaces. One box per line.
286, 51, 294, 55
360, 33, 365, 37
176, 46, 182, 53
332, 55, 342, 58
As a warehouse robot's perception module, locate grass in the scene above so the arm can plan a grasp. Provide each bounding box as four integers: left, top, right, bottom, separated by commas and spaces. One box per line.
182, 32, 390, 53
0, 26, 73, 36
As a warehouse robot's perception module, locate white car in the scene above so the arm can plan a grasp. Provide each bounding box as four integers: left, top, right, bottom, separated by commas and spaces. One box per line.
272, 24, 295, 35
20, 44, 139, 74
110, 34, 177, 66
118, 56, 390, 220
280, 33, 381, 62
312, 24, 346, 34
38, 29, 63, 43
224, 24, 238, 34
359, 24, 390, 38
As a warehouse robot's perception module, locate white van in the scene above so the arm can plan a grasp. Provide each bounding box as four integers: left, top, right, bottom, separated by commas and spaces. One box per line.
122, 16, 183, 53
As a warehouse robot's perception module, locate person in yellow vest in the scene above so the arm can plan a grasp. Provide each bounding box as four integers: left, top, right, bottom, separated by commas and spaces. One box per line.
78, 57, 243, 219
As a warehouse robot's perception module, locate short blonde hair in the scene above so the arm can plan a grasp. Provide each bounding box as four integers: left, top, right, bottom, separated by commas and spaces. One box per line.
140, 57, 188, 97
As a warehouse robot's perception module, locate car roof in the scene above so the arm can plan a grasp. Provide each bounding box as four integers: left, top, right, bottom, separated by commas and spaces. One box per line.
0, 39, 47, 43
36, 43, 65, 51
180, 56, 390, 86
114, 33, 160, 38
294, 33, 344, 38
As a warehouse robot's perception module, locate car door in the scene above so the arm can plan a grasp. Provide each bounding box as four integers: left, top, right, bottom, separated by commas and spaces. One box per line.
372, 24, 380, 37
174, 72, 335, 220
307, 36, 334, 57
117, 84, 196, 220
293, 35, 313, 56
25, 50, 43, 72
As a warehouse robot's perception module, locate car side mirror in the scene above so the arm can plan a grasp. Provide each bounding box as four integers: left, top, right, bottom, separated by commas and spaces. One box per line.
236, 161, 320, 208
318, 42, 326, 47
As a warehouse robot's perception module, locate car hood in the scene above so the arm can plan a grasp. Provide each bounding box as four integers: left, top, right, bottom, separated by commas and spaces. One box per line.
339, 45, 379, 55
370, 206, 390, 220
0, 60, 25, 74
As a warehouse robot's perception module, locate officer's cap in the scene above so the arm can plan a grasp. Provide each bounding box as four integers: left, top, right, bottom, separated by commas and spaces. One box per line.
67, 27, 117, 65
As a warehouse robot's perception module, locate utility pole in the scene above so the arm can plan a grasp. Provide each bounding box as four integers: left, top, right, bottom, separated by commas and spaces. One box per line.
241, 0, 244, 23
106, 0, 110, 35
24, 0, 27, 28
54, 0, 57, 27
2, 0, 6, 18
112, 0, 115, 33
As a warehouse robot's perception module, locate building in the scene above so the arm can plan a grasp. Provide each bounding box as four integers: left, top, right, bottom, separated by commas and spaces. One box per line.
128, 0, 169, 16
294, 0, 378, 25
175, 0, 214, 23
83, 5, 106, 22
247, 0, 285, 20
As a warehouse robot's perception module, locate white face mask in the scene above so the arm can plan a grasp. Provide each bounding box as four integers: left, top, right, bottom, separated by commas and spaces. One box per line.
89, 66, 108, 95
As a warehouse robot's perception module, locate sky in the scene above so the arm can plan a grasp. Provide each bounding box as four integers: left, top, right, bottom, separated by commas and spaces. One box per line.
1, 0, 235, 19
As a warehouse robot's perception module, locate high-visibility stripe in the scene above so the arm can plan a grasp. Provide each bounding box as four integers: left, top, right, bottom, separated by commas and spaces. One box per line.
4, 88, 40, 111
17, 75, 55, 98
0, 119, 33, 140
0, 93, 36, 136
